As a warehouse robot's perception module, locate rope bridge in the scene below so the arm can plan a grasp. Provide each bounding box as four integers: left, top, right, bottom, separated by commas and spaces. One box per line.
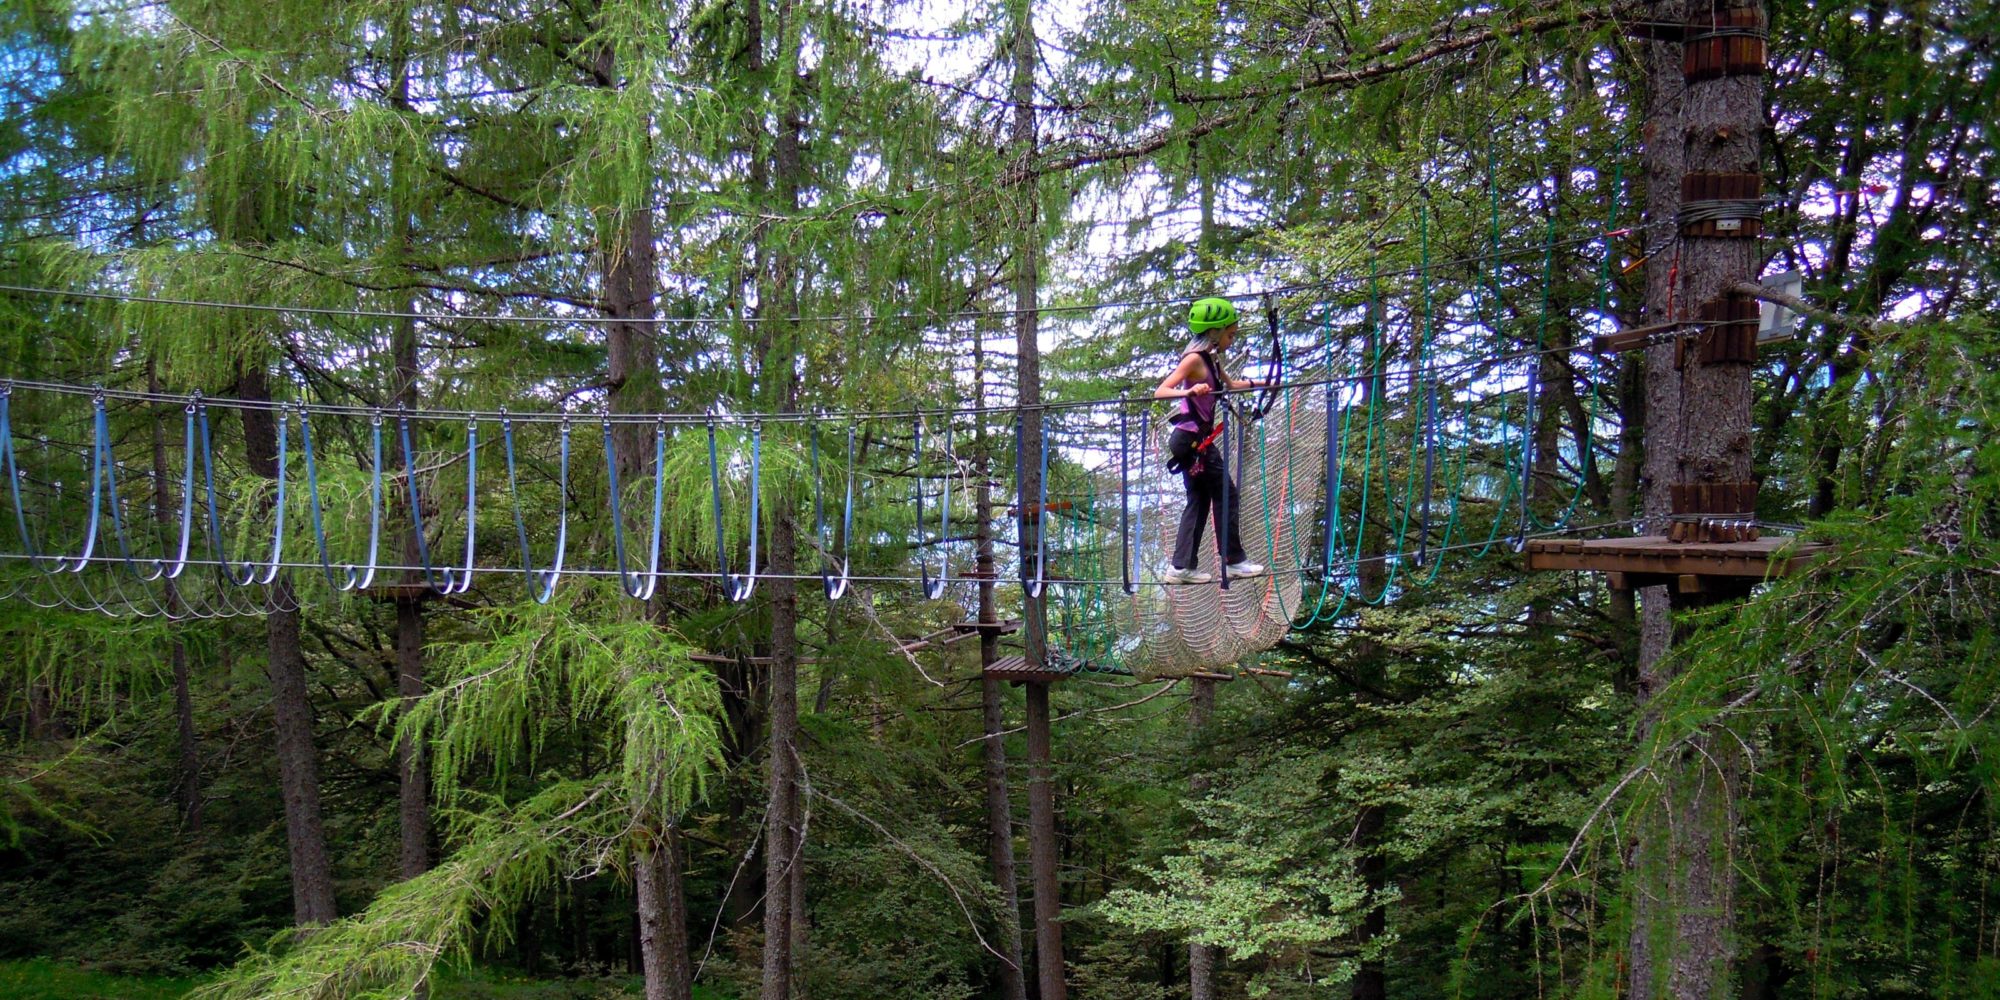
0, 195, 1645, 673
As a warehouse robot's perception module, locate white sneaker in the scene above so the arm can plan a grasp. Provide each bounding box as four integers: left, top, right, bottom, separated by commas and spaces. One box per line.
1161, 566, 1213, 584
1224, 561, 1267, 578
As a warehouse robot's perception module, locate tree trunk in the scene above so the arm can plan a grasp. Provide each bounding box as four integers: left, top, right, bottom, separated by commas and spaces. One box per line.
1010, 2, 1063, 993
1025, 682, 1065, 1000
395, 597, 429, 878
386, 10, 431, 886
756, 2, 807, 993
152, 361, 201, 833
1187, 678, 1219, 1000
1347, 292, 1391, 1000
635, 827, 693, 1000
975, 333, 1029, 1000
590, 20, 685, 994
761, 531, 800, 1000
238, 365, 336, 926
1628, 0, 1761, 993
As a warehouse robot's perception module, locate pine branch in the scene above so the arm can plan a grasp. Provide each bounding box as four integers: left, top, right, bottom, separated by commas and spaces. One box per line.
1008, 3, 1633, 184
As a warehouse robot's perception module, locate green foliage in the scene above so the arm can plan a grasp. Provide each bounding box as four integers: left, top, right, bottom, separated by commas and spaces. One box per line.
1, 0, 1996, 998
0, 959, 203, 1000
1596, 326, 2000, 998
195, 781, 623, 1000
405, 593, 724, 822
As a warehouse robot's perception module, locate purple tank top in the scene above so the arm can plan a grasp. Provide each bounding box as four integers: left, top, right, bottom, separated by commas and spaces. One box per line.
1172, 351, 1222, 432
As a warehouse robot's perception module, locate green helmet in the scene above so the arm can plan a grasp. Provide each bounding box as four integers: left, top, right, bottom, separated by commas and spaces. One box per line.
1188, 296, 1239, 334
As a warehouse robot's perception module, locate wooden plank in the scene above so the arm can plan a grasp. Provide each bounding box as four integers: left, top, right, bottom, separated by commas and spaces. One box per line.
983, 655, 1076, 685
1525, 535, 1828, 579
1593, 321, 1680, 354
953, 619, 1023, 634
1007, 500, 1075, 516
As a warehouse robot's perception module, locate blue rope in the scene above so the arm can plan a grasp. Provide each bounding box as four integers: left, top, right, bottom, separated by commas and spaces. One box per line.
1118, 397, 1137, 595
501, 415, 567, 604
810, 421, 855, 600
3, 390, 108, 575
59, 397, 109, 575
244, 408, 289, 586
603, 418, 666, 601
706, 420, 762, 603
195, 403, 258, 586
917, 415, 951, 600
97, 400, 165, 582
396, 412, 447, 592
731, 424, 762, 603
2, 390, 48, 569
706, 420, 730, 594
302, 409, 384, 591
1016, 411, 1050, 599
442, 420, 477, 595
160, 403, 199, 582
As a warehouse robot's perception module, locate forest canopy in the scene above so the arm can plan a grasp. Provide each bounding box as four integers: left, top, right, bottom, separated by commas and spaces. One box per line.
0, 0, 1994, 998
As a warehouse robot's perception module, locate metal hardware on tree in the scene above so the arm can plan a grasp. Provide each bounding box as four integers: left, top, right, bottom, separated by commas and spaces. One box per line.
1668, 481, 1759, 542
1678, 172, 1765, 237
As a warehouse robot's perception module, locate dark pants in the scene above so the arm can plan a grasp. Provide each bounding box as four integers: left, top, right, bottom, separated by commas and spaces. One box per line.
1169, 429, 1248, 571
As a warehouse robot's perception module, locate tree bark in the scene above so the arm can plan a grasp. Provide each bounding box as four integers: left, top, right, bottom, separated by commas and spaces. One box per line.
1025, 681, 1065, 1000
589, 19, 685, 995
1628, 0, 1760, 993
635, 827, 693, 1000
1187, 678, 1219, 1000
1010, 3, 1063, 995
386, 9, 431, 886
756, 2, 807, 994
151, 361, 201, 833
238, 365, 336, 926
975, 329, 1029, 1000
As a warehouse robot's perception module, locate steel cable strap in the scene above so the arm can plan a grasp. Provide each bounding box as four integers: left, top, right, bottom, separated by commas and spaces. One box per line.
501, 415, 568, 604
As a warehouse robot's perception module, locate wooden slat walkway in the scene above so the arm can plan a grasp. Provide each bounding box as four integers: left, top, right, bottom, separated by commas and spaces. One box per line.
983, 655, 1079, 684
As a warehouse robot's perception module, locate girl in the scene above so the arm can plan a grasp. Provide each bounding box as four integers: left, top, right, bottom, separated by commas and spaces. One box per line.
1152, 297, 1268, 584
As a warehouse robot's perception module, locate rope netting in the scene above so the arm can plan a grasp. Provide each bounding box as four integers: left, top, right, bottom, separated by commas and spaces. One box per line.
1038, 386, 1331, 679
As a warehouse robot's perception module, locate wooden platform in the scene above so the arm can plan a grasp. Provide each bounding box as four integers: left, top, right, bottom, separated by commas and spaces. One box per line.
1525, 534, 1827, 592
983, 655, 1078, 684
